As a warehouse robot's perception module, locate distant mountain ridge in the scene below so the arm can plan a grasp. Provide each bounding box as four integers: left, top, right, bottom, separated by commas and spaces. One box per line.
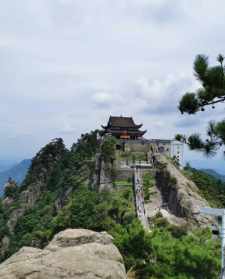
0, 159, 31, 195
0, 160, 17, 173
200, 169, 225, 182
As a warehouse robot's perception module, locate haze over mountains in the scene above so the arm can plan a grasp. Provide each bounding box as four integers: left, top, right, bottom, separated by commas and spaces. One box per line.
201, 169, 225, 182
0, 161, 17, 173
0, 159, 31, 195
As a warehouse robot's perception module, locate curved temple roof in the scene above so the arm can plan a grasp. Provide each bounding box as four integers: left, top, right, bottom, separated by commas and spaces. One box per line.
106, 116, 143, 129
102, 116, 146, 139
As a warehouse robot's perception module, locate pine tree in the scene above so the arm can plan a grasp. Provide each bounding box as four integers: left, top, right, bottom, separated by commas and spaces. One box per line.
177, 54, 225, 155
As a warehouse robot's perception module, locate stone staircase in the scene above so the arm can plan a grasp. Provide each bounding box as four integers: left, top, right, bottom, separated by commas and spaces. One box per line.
133, 167, 149, 229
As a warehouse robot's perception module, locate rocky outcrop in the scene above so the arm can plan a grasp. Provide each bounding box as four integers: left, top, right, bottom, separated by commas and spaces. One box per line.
5, 139, 66, 233
0, 139, 67, 260
145, 182, 187, 226
0, 229, 127, 279
99, 160, 114, 191
2, 179, 18, 207
0, 236, 10, 260
155, 155, 213, 227
94, 153, 114, 191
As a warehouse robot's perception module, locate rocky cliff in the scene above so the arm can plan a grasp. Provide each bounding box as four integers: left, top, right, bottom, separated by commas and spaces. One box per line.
153, 155, 213, 226
7, 139, 66, 232
0, 229, 127, 279
0, 138, 69, 259
0, 132, 221, 278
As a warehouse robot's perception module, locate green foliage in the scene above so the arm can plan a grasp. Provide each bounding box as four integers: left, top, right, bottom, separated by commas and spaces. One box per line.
52, 185, 135, 234
0, 130, 222, 278
114, 219, 147, 269
101, 136, 117, 161
113, 179, 133, 189
142, 172, 155, 201
179, 54, 225, 114
7, 131, 102, 254
179, 93, 199, 114
214, 120, 225, 143
188, 134, 205, 150
12, 191, 57, 250
178, 54, 225, 155
53, 188, 111, 232
0, 200, 9, 242
175, 134, 186, 142
71, 130, 100, 160
176, 123, 219, 156
194, 54, 208, 80
183, 166, 225, 207
21, 138, 67, 188
120, 151, 147, 162
115, 219, 220, 279
4, 180, 18, 199
169, 175, 177, 185
10, 180, 135, 255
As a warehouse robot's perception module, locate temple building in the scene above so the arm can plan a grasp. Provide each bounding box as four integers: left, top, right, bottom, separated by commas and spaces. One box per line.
102, 116, 146, 140
101, 115, 184, 166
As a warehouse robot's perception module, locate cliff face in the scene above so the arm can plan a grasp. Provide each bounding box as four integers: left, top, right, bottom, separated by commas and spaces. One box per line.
6, 139, 66, 232
95, 142, 215, 228
0, 138, 68, 259
0, 132, 102, 262
0, 229, 127, 279
154, 155, 213, 226
0, 131, 220, 276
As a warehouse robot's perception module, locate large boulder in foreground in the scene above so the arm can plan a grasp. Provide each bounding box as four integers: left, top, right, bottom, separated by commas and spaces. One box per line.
0, 229, 127, 279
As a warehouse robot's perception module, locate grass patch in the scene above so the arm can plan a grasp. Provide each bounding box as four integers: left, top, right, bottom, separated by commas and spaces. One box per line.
143, 172, 155, 201
114, 179, 133, 188
119, 151, 147, 162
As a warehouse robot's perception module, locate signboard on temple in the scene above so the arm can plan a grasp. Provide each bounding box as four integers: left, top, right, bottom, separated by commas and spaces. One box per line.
102, 116, 147, 140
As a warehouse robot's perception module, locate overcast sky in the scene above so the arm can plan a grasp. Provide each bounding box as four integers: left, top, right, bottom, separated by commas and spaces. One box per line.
1, 0, 225, 172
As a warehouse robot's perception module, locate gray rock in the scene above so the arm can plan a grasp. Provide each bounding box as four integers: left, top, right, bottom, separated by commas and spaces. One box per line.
0, 236, 10, 259
155, 155, 214, 227
0, 229, 127, 279
97, 157, 114, 191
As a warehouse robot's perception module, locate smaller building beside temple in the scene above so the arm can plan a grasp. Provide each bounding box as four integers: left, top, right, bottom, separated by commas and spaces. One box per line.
102, 116, 146, 140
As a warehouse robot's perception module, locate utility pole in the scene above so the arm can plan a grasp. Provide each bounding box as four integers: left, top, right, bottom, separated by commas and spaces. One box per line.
200, 208, 225, 279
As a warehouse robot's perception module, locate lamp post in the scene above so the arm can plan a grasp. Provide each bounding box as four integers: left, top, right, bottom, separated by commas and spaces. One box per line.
200, 208, 225, 279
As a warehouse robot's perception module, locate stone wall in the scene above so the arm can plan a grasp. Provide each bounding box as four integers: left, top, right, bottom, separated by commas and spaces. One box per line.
118, 139, 172, 157
124, 141, 151, 153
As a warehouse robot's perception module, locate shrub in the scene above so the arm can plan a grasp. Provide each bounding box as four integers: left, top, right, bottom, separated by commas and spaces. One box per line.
101, 136, 117, 162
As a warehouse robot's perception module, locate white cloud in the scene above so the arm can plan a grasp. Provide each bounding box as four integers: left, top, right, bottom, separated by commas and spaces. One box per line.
92, 92, 113, 106
1, 0, 225, 170
129, 74, 198, 115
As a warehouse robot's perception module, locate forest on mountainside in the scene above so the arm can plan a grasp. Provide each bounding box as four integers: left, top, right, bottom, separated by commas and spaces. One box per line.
183, 164, 225, 208
0, 131, 222, 278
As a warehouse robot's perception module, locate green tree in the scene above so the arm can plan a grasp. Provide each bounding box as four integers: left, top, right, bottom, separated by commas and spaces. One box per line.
101, 136, 117, 162
177, 54, 225, 155
4, 178, 18, 199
